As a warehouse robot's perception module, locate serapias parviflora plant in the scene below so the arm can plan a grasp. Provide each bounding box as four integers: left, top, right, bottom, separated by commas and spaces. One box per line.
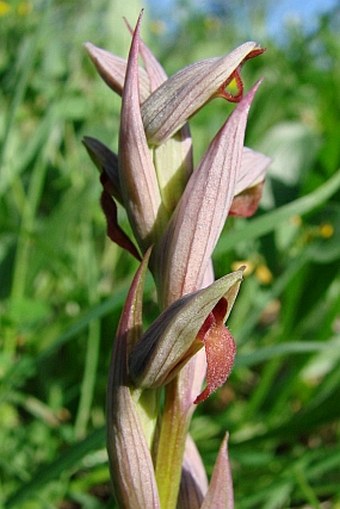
83, 10, 270, 509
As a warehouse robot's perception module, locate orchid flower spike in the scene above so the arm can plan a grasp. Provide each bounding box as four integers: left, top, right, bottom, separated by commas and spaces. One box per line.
84, 10, 270, 509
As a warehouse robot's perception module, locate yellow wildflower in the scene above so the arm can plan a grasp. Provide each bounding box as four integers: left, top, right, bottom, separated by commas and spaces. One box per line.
0, 1, 11, 16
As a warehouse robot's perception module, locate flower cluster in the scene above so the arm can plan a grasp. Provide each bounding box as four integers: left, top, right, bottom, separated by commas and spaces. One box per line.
84, 11, 270, 509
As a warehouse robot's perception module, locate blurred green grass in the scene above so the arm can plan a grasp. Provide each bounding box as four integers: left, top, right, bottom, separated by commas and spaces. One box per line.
0, 1, 339, 508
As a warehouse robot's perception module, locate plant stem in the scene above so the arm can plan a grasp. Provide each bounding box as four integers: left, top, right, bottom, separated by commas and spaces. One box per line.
155, 378, 188, 509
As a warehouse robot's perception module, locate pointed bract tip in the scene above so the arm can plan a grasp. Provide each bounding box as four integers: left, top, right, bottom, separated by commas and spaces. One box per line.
200, 432, 234, 509
238, 78, 263, 112
83, 41, 100, 59
83, 42, 97, 60
134, 8, 144, 31
83, 41, 92, 51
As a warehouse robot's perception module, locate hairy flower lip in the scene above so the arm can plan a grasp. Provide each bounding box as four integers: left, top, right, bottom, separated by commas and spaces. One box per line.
194, 297, 236, 404
141, 41, 262, 146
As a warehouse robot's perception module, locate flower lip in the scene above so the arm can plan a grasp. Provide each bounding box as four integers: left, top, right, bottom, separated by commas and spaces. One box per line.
194, 297, 236, 404
128, 269, 244, 392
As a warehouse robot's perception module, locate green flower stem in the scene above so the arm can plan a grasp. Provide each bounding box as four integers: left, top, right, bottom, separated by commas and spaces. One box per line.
133, 388, 161, 450
155, 378, 189, 509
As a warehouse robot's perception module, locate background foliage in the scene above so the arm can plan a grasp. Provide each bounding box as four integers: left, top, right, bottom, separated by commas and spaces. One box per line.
0, 0, 339, 507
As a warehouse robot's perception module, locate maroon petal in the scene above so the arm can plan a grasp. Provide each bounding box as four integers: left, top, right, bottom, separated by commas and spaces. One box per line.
229, 181, 265, 217
100, 187, 141, 261
83, 136, 122, 203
